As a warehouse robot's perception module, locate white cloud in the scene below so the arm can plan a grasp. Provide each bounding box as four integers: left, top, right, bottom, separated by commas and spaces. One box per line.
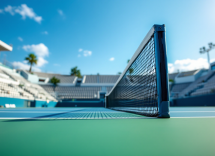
23, 43, 49, 57
33, 16, 42, 23
78, 49, 92, 57
4, 5, 15, 15
42, 31, 48, 35
13, 61, 41, 72
0, 9, 4, 13
109, 57, 115, 61
23, 43, 49, 67
18, 37, 23, 42
37, 57, 48, 67
57, 9, 65, 19
168, 58, 215, 73
4, 4, 42, 23
58, 9, 64, 16
83, 50, 92, 57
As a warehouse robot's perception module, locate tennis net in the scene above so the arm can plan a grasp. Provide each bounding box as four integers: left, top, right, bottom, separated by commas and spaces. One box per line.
106, 25, 170, 118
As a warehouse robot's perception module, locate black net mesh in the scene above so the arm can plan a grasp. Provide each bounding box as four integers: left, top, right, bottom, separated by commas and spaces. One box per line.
107, 36, 158, 117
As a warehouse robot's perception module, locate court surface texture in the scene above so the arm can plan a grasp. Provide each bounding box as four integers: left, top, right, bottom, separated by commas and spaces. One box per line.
0, 107, 215, 119
0, 107, 215, 156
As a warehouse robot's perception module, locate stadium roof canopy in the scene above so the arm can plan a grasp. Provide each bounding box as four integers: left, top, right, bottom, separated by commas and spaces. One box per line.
0, 40, 13, 51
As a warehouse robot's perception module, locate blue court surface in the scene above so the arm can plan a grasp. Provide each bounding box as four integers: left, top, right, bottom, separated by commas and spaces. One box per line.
0, 107, 215, 119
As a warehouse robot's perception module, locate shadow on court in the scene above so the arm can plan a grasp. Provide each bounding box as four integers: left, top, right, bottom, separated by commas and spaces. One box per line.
3, 109, 87, 122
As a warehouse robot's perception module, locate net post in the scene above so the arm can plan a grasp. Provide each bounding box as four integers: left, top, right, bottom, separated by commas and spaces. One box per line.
154, 24, 170, 118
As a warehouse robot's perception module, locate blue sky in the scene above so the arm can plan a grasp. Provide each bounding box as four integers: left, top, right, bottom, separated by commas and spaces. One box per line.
0, 0, 215, 74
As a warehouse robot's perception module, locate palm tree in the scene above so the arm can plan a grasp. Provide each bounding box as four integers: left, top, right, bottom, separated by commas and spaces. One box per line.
50, 77, 60, 92
117, 72, 122, 75
169, 79, 174, 83
129, 68, 134, 75
71, 66, 82, 78
25, 53, 37, 73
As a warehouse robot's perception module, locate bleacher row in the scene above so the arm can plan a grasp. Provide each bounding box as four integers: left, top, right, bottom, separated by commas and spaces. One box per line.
0, 82, 33, 99
0, 67, 57, 101
191, 72, 215, 96
84, 75, 120, 83
42, 86, 103, 99
1, 69, 29, 84
171, 83, 192, 93
170, 70, 215, 98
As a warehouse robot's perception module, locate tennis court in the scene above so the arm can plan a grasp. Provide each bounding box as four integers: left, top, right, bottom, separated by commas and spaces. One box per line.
0, 107, 215, 156
1, 24, 214, 156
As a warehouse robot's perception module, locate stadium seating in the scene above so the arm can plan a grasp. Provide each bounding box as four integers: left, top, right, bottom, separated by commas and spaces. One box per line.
99, 75, 120, 83
84, 75, 120, 83
0, 66, 57, 102
191, 72, 215, 96
39, 74, 120, 100
35, 70, 215, 100
178, 70, 215, 97
84, 75, 98, 83
2, 60, 215, 103
0, 81, 34, 99
171, 83, 192, 93
42, 85, 102, 99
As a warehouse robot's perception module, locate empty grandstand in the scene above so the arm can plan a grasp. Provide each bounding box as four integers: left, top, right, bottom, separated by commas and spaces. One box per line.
0, 63, 57, 108
39, 74, 119, 101
27, 66, 214, 100
0, 41, 57, 107
13, 67, 215, 102
42, 85, 102, 99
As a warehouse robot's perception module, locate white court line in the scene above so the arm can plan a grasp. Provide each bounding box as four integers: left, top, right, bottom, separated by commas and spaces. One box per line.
0, 111, 123, 113
0, 117, 149, 120
0, 111, 67, 113
171, 111, 215, 113
171, 116, 215, 118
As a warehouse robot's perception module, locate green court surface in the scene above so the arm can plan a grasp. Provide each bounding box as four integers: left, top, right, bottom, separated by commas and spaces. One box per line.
0, 118, 215, 156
